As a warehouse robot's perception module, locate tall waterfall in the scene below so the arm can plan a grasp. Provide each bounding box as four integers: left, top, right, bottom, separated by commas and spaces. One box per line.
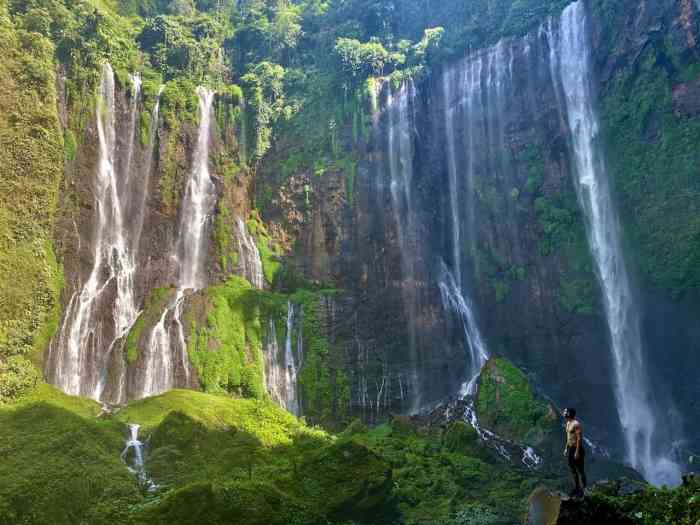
263, 302, 302, 415
141, 87, 216, 398
48, 64, 148, 399
385, 81, 422, 410
438, 39, 514, 391
550, 1, 680, 485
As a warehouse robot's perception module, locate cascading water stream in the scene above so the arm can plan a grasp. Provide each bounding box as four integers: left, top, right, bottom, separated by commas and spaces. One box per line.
236, 217, 264, 289
141, 87, 217, 398
385, 80, 423, 410
550, 0, 681, 486
283, 302, 301, 416
121, 423, 156, 491
262, 302, 302, 415
49, 64, 144, 399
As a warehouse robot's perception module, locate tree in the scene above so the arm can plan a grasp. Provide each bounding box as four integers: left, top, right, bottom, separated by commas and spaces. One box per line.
334, 37, 404, 79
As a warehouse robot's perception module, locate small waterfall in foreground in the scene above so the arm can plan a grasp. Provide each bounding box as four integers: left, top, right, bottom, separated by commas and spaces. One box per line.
263, 302, 302, 415
48, 64, 144, 399
141, 87, 216, 398
121, 423, 156, 491
550, 0, 680, 485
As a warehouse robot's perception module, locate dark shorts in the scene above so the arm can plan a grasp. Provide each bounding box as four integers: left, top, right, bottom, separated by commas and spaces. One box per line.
567, 445, 585, 470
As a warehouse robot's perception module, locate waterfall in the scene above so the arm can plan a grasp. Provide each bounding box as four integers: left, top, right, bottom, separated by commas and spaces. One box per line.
439, 39, 514, 394
121, 423, 156, 491
48, 64, 144, 399
385, 81, 422, 410
439, 265, 542, 469
264, 319, 284, 405
550, 1, 680, 485
131, 85, 164, 255
438, 263, 489, 396
283, 302, 301, 415
236, 217, 264, 289
141, 87, 216, 398
263, 302, 302, 415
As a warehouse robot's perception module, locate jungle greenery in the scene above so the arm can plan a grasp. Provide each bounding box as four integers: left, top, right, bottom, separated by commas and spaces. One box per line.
2, 384, 697, 524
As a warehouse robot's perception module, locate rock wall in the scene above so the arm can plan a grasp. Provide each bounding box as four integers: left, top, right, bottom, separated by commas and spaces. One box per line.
259, 0, 700, 460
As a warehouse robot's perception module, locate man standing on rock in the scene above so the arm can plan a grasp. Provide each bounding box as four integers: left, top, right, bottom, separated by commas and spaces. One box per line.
563, 407, 586, 497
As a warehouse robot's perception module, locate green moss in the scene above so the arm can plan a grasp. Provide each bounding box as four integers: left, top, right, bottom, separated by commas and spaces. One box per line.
138, 109, 151, 146
188, 277, 267, 397
123, 287, 171, 364
0, 6, 65, 394
125, 315, 145, 364
351, 417, 536, 524
600, 44, 700, 293
476, 358, 556, 445
0, 384, 142, 524
213, 198, 238, 275
63, 128, 77, 160
291, 289, 351, 428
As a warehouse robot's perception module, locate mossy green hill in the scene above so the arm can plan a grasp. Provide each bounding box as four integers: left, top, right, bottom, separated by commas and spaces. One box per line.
1, 383, 697, 524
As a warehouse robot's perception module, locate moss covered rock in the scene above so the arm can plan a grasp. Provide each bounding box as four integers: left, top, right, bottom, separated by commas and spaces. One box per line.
476, 357, 557, 445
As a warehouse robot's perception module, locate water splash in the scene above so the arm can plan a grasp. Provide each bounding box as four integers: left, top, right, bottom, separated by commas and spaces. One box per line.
550, 1, 680, 485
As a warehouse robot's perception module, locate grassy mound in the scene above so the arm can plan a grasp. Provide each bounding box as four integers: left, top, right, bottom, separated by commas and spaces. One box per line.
0, 385, 141, 525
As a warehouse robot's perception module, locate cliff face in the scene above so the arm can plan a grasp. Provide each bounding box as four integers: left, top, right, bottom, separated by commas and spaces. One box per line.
259, 0, 700, 458
47, 72, 250, 403
1, 0, 697, 480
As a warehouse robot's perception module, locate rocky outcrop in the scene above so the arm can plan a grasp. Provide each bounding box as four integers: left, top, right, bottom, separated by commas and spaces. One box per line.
527, 475, 700, 524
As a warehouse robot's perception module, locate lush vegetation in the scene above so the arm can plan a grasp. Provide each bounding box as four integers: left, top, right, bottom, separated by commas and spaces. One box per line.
0, 384, 542, 525
0, 1, 64, 403
4, 384, 695, 524
598, 22, 700, 295
186, 275, 351, 426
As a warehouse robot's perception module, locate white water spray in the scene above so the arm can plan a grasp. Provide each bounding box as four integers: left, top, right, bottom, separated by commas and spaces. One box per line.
438, 263, 489, 395
551, 1, 680, 485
